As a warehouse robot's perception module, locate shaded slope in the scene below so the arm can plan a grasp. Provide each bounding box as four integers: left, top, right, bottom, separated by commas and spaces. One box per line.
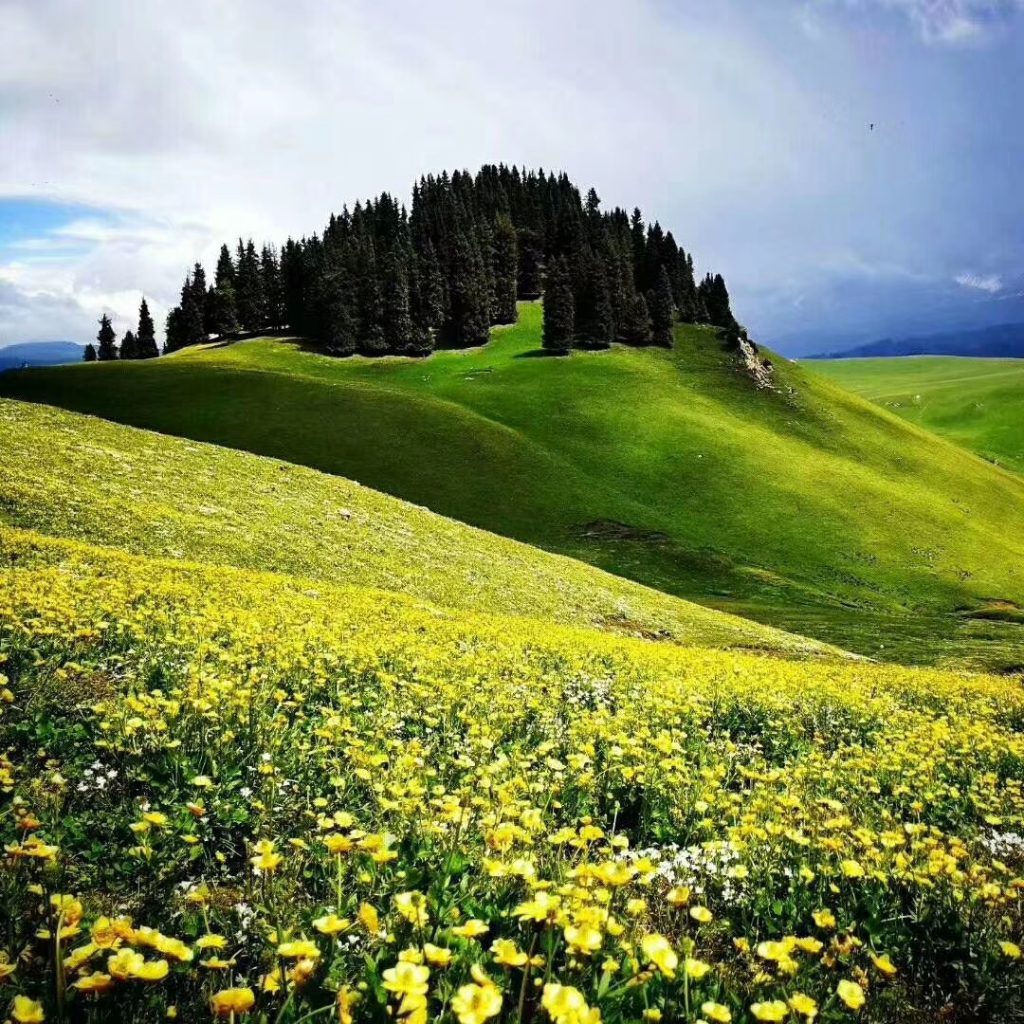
5, 303, 1024, 667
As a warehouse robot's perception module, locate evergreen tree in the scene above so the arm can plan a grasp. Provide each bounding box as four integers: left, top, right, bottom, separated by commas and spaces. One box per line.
491, 213, 518, 324
215, 244, 236, 289
83, 343, 97, 362
651, 266, 675, 347
516, 229, 543, 298
235, 240, 266, 331
542, 257, 574, 355
136, 298, 159, 358
261, 245, 284, 328
574, 254, 613, 348
96, 314, 118, 361
697, 273, 735, 329
163, 307, 184, 355
441, 230, 489, 348
119, 329, 139, 360
622, 293, 652, 346
381, 249, 414, 352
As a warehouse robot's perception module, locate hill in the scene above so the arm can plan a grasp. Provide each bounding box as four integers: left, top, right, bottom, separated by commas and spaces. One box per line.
3, 454, 1024, 1022
0, 397, 831, 657
0, 339, 83, 371
5, 303, 1024, 669
810, 322, 1024, 360
811, 356, 1024, 475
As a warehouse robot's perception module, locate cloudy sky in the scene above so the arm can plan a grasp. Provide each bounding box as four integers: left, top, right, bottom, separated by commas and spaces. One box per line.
1, 0, 1022, 355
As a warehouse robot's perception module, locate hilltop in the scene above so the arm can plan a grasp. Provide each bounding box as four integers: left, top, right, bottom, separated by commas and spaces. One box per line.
812, 356, 1024, 475
6, 303, 1024, 668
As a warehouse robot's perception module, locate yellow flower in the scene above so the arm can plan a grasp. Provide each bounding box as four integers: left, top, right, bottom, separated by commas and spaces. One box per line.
999, 941, 1022, 959
452, 919, 490, 939
108, 948, 144, 980
837, 979, 866, 1010
194, 934, 227, 950
382, 960, 430, 1015
666, 886, 690, 906
424, 943, 453, 967
871, 953, 898, 976
640, 934, 677, 978
313, 913, 350, 936
788, 993, 818, 1019
73, 971, 114, 995
451, 982, 503, 1024
750, 1001, 788, 1022
840, 860, 865, 879
211, 987, 256, 1017
689, 905, 713, 924
685, 957, 711, 979
812, 909, 836, 930
276, 939, 320, 960
250, 840, 283, 874
541, 982, 586, 1018
394, 891, 430, 928
133, 959, 169, 981
11, 995, 45, 1023
702, 1001, 731, 1022
358, 903, 381, 935
491, 938, 528, 967
513, 891, 560, 922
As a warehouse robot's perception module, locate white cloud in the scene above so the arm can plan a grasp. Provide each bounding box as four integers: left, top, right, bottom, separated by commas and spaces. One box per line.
827, 0, 1024, 44
956, 271, 1003, 292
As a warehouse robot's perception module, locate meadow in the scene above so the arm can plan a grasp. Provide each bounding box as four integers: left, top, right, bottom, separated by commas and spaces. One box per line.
811, 357, 1024, 475
2, 396, 1024, 1022
5, 305, 1024, 669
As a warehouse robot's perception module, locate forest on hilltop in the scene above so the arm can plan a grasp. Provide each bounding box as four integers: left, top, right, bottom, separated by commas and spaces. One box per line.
135, 165, 738, 360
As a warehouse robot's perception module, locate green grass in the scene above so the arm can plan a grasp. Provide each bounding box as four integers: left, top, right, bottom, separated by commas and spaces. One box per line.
0, 398, 835, 657
810, 355, 1024, 474
5, 303, 1024, 668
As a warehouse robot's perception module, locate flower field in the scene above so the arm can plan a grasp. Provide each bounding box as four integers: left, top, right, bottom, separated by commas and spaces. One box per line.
3, 522, 1024, 1023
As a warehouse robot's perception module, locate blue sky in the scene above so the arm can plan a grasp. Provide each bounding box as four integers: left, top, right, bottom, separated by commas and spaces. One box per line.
1, 0, 1022, 354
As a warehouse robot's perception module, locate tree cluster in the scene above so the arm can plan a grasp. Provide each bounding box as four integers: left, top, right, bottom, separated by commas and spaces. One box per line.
85, 299, 159, 362
160, 166, 737, 358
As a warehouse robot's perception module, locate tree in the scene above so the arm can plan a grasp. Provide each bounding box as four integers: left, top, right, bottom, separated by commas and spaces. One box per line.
542, 257, 574, 355
381, 249, 414, 352
698, 272, 735, 329
235, 239, 266, 331
136, 298, 159, 358
96, 314, 118, 361
621, 293, 652, 346
119, 329, 139, 360
261, 245, 284, 328
441, 230, 489, 348
83, 343, 97, 362
491, 214, 518, 324
651, 266, 675, 347
574, 254, 613, 349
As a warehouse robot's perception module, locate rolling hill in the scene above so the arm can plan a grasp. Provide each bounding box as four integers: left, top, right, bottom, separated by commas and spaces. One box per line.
810, 322, 1024, 359
3, 387, 1024, 1023
812, 356, 1024, 475
0, 339, 83, 371
4, 302, 1024, 668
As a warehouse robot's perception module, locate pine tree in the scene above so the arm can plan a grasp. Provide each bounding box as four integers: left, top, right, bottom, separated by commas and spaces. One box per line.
83, 343, 97, 362
261, 245, 284, 328
516, 229, 543, 298
442, 230, 490, 348
622, 293, 652, 346
574, 254, 613, 349
235, 240, 266, 331
697, 273, 735, 328
381, 249, 414, 352
651, 266, 675, 347
96, 314, 118, 361
136, 298, 159, 358
491, 214, 518, 324
542, 257, 574, 355
119, 329, 139, 360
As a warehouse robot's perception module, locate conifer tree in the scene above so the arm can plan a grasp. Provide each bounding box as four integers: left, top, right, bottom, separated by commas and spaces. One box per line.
136, 298, 159, 358
697, 273, 735, 329
442, 230, 489, 348
96, 314, 118, 361
491, 213, 518, 324
651, 266, 675, 347
516, 229, 543, 299
622, 293, 652, 346
574, 254, 613, 349
261, 245, 284, 328
381, 249, 414, 352
542, 257, 574, 355
119, 329, 139, 360
235, 240, 266, 331
83, 343, 97, 362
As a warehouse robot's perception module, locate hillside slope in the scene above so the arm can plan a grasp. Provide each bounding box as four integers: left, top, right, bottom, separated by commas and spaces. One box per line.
810, 356, 1024, 474
5, 303, 1024, 667
0, 398, 831, 656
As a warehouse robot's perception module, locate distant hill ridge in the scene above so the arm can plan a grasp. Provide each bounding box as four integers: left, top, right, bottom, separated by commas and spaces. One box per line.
0, 340, 83, 371
812, 322, 1024, 360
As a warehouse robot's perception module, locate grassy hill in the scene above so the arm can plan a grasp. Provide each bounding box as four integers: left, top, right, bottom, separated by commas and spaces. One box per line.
4, 303, 1024, 668
0, 398, 833, 656
810, 356, 1024, 474
3, 428, 1024, 1021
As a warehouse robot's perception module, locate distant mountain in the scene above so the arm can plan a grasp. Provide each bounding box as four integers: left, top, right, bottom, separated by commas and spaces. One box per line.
0, 341, 84, 372
810, 323, 1024, 360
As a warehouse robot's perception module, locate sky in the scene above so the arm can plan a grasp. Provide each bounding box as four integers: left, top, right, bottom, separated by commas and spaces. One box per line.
1, 0, 1022, 356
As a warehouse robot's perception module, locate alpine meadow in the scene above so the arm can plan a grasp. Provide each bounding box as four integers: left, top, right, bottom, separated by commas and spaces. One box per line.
3, 6, 1024, 1024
